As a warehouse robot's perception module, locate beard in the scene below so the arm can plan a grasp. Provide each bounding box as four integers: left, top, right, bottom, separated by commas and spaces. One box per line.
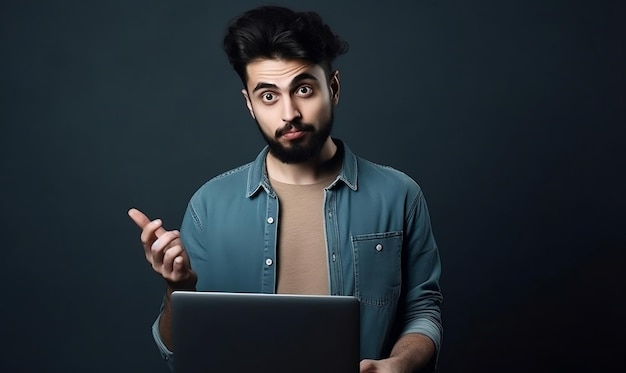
256, 111, 334, 164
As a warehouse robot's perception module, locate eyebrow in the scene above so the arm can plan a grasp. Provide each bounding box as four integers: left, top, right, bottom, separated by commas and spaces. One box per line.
252, 73, 320, 93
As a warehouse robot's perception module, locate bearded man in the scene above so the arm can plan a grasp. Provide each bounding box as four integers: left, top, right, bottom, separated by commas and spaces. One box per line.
129, 6, 443, 372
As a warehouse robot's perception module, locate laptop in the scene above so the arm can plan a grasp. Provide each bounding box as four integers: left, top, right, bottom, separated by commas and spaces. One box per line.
171, 291, 360, 373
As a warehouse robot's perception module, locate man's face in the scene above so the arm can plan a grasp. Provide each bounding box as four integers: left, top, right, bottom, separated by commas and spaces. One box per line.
242, 59, 340, 164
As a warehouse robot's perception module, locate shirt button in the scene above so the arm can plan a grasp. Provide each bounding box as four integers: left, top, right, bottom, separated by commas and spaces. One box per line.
265, 258, 273, 266
267, 217, 274, 224
375, 244, 383, 252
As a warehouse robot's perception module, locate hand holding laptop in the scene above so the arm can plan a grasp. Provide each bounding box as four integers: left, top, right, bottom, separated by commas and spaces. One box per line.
128, 208, 197, 289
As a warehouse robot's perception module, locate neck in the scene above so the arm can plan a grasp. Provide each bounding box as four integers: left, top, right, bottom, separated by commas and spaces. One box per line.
266, 137, 337, 185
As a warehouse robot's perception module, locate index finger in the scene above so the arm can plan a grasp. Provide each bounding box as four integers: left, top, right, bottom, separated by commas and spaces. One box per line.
128, 208, 167, 237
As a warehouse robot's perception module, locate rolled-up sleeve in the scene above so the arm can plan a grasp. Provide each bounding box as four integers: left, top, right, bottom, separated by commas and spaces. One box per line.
401, 190, 444, 363
151, 302, 175, 371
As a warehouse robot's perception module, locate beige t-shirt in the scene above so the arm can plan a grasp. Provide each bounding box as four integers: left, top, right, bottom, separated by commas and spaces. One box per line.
271, 174, 337, 295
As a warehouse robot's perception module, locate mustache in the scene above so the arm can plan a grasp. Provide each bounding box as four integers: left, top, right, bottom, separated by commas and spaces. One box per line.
275, 121, 315, 137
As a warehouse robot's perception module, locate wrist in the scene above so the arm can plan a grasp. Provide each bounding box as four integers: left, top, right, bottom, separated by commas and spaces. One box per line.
165, 274, 198, 295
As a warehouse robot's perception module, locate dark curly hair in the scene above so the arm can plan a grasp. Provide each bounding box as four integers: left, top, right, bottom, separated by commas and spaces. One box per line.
223, 6, 349, 85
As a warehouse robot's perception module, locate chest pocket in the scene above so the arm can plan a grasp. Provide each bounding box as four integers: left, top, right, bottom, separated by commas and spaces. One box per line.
351, 231, 403, 306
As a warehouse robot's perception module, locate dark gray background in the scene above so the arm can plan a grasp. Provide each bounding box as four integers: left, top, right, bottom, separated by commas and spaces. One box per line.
1, 0, 624, 372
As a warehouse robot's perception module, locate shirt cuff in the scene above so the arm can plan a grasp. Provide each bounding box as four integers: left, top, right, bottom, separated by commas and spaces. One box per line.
152, 314, 175, 371
402, 317, 443, 371
402, 317, 442, 350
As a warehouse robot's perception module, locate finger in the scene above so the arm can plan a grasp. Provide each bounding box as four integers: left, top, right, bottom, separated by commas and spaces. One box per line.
128, 208, 150, 228
173, 256, 186, 271
171, 256, 190, 282
140, 219, 165, 249
161, 245, 192, 284
161, 242, 185, 272
359, 359, 376, 373
151, 230, 181, 267
170, 255, 193, 284
128, 208, 167, 237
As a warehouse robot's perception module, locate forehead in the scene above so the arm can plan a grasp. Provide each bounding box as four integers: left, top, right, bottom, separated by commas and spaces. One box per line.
245, 59, 326, 90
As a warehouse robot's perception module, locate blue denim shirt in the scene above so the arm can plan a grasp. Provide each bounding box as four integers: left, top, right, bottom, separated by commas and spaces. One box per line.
152, 140, 443, 370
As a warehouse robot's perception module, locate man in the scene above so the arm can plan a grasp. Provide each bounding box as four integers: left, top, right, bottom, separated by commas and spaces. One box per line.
129, 5, 443, 373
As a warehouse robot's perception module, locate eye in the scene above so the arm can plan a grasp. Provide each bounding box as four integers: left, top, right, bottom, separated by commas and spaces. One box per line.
261, 92, 276, 103
296, 86, 313, 97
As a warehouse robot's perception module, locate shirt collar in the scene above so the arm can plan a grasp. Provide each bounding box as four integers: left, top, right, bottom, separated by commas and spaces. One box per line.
246, 138, 358, 198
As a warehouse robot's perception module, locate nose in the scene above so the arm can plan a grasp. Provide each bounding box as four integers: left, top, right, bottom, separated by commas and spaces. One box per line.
281, 97, 301, 123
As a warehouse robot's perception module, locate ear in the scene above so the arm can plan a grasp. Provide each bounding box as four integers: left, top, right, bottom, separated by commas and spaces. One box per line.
242, 89, 256, 119
329, 70, 341, 105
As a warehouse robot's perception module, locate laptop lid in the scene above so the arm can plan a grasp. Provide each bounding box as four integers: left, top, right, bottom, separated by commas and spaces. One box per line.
171, 291, 360, 373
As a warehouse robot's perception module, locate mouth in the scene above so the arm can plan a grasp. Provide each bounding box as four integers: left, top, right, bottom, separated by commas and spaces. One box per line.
281, 129, 306, 140
276, 122, 312, 141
